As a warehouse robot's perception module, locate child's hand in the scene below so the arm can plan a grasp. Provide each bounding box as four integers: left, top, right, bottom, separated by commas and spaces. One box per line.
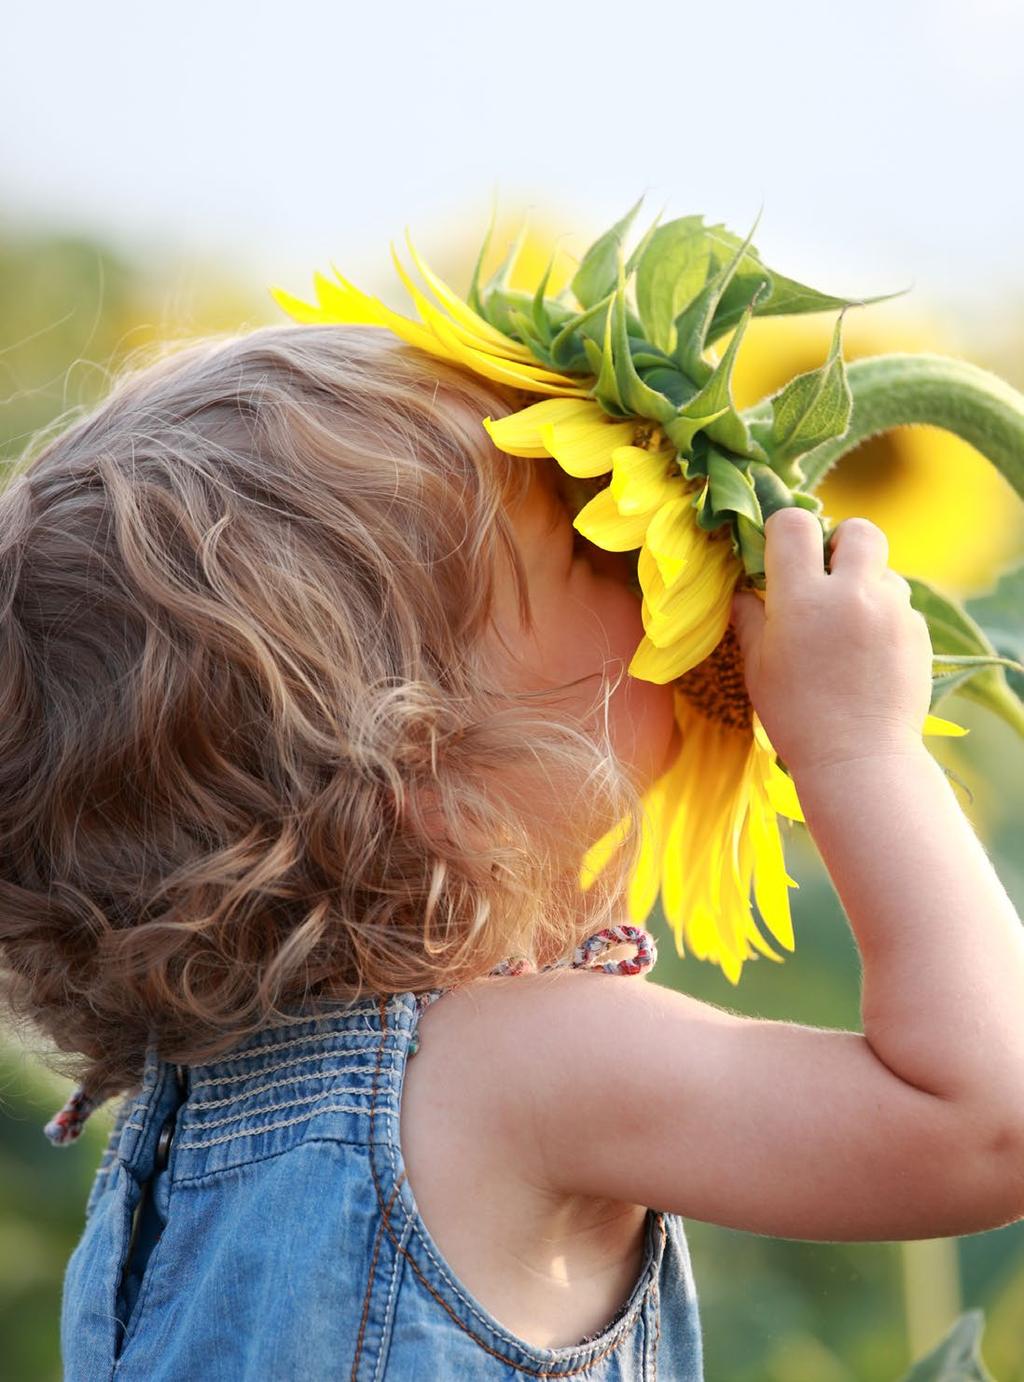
729, 509, 934, 776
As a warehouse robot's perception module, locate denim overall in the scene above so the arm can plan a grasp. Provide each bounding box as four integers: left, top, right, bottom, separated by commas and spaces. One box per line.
59, 947, 704, 1379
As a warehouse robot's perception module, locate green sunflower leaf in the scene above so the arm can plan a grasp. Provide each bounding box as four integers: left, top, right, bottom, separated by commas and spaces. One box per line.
735, 512, 767, 579
631, 347, 677, 371
706, 246, 907, 350
549, 290, 615, 361
673, 208, 764, 385
897, 1310, 994, 1382
507, 308, 551, 360
748, 463, 798, 522
587, 300, 625, 415
610, 256, 677, 424
480, 222, 529, 305
677, 432, 715, 482
641, 367, 697, 409
530, 248, 562, 345
666, 283, 769, 458
907, 576, 1024, 738
693, 480, 734, 532
485, 287, 556, 340
700, 222, 773, 341
706, 450, 763, 526
767, 310, 853, 486
634, 215, 711, 354
624, 210, 665, 280
570, 196, 645, 310
467, 204, 499, 317
964, 561, 1024, 701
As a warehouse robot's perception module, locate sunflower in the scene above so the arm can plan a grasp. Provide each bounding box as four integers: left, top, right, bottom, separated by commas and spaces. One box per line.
481, 390, 966, 983
269, 202, 974, 984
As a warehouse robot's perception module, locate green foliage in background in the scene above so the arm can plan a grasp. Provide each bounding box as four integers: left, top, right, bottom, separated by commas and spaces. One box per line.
1, 226, 1022, 1381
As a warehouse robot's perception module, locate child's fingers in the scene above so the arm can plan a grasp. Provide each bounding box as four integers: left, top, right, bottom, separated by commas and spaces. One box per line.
763, 508, 826, 608
728, 589, 764, 657
826, 517, 890, 580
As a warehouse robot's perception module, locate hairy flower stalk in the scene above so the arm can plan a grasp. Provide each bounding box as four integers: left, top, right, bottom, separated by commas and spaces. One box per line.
271, 199, 1024, 985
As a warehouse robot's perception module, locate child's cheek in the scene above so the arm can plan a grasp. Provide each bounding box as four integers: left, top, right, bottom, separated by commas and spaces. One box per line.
598, 577, 678, 787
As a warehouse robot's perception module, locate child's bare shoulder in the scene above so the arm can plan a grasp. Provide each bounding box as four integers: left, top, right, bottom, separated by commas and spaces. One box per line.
419, 967, 1015, 1243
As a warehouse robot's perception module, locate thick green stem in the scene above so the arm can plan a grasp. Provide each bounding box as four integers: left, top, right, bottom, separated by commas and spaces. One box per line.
744, 353, 1024, 498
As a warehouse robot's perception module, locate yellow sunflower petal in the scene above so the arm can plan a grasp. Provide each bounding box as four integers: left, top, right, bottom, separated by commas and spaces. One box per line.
751, 711, 774, 755
922, 713, 969, 737
430, 323, 590, 394
539, 416, 635, 479
748, 781, 796, 951
629, 600, 731, 683
573, 486, 652, 551
643, 567, 736, 650
764, 763, 805, 823
578, 810, 631, 891
746, 920, 787, 963
626, 775, 673, 923
390, 245, 541, 364
322, 267, 458, 359
269, 284, 330, 325
644, 494, 704, 586
403, 233, 536, 361
483, 399, 605, 459
609, 446, 680, 516
312, 270, 382, 323
716, 931, 744, 986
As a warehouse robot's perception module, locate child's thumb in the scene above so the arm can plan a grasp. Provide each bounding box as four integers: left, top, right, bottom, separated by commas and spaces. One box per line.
729, 590, 764, 661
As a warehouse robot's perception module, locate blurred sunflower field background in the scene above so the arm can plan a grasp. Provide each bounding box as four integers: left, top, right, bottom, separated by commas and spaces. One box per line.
1, 211, 1023, 1382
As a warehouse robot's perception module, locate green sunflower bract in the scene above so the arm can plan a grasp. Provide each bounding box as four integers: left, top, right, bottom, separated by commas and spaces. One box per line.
271, 199, 1024, 985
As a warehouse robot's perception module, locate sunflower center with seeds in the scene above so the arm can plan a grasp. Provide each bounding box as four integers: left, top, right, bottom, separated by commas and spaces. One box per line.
676, 624, 753, 730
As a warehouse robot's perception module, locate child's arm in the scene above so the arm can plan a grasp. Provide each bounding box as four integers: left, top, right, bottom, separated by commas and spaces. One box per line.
455, 509, 1024, 1242
743, 508, 1024, 1121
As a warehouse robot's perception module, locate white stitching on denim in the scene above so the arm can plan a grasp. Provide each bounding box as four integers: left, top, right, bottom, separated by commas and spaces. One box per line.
188, 1046, 383, 1094
174, 1102, 395, 1149
188, 1035, 394, 1089
182, 1085, 381, 1133
373, 1198, 412, 1382
253, 998, 405, 1034
189, 1072, 374, 1110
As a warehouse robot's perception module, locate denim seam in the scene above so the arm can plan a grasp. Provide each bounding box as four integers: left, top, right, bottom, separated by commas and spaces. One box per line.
372, 1211, 410, 1382
188, 1049, 388, 1094
86, 1101, 135, 1219
188, 1036, 390, 1089
350, 1176, 403, 1381
189, 1073, 379, 1111
368, 995, 649, 1378
176, 1089, 376, 1134
174, 1102, 393, 1150
650, 1248, 662, 1380
169, 1133, 380, 1184
111, 1171, 175, 1376
118, 1059, 163, 1171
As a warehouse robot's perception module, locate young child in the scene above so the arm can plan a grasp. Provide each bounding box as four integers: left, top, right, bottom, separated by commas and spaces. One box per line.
2, 323, 1022, 1380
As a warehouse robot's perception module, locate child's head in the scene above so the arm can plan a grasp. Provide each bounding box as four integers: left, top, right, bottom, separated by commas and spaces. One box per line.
0, 324, 659, 1098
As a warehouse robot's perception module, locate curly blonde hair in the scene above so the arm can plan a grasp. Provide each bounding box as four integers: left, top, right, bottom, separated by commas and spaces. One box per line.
0, 324, 644, 1102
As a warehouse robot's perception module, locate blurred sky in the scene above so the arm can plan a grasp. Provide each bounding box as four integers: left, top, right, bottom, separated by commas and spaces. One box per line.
2, 0, 1023, 329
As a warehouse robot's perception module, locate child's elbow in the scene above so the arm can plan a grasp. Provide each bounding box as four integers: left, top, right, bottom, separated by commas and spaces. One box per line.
957, 1115, 1024, 1232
